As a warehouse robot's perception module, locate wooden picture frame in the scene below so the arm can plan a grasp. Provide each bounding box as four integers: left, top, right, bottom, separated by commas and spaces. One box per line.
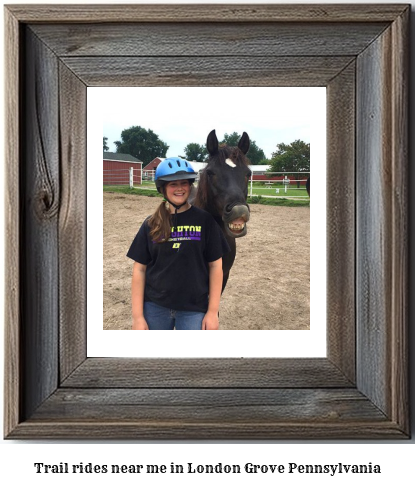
4, 4, 409, 439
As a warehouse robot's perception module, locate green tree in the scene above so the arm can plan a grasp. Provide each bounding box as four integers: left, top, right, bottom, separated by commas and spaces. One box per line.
268, 140, 310, 187
183, 143, 208, 161
114, 126, 169, 164
221, 132, 266, 165
103, 136, 109, 151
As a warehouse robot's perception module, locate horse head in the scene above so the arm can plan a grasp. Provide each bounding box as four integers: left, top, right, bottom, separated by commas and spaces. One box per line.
195, 129, 251, 239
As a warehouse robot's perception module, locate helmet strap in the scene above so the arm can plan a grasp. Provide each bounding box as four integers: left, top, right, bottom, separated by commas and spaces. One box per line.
162, 197, 185, 232
162, 195, 188, 212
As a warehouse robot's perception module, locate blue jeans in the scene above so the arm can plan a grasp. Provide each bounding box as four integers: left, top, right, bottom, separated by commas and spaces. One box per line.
144, 301, 205, 330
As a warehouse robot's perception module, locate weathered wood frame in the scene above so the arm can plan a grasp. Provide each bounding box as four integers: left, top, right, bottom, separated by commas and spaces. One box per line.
4, 4, 409, 439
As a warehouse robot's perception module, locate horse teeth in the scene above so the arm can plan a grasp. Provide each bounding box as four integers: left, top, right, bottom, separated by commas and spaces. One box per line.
229, 223, 245, 231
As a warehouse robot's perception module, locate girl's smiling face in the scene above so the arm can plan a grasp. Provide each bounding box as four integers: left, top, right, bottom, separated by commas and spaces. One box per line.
164, 179, 191, 210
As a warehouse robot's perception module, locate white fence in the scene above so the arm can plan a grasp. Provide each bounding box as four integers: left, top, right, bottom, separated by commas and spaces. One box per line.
103, 168, 310, 199
249, 171, 310, 199
143, 169, 156, 181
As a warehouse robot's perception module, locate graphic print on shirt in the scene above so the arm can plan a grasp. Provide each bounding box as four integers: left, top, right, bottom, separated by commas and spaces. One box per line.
169, 225, 202, 250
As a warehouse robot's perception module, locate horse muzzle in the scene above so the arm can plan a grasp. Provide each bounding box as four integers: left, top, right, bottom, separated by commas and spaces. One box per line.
223, 204, 250, 238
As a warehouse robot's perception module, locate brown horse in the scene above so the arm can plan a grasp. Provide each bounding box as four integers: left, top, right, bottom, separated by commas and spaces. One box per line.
193, 130, 251, 291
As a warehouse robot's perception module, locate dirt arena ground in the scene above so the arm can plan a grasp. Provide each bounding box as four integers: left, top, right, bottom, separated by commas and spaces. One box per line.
104, 192, 310, 330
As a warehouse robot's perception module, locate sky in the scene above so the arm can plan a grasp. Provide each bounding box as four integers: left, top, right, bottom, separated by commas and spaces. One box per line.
96, 87, 326, 160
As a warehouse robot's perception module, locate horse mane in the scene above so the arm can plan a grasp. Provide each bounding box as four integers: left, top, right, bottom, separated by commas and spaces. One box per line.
194, 166, 209, 209
194, 144, 249, 210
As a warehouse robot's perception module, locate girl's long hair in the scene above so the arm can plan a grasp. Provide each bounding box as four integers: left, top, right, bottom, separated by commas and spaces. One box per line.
147, 198, 172, 243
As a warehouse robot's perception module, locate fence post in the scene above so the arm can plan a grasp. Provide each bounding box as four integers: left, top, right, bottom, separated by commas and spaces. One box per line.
129, 167, 134, 188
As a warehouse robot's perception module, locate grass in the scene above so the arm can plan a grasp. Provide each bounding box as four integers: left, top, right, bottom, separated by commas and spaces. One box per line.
250, 186, 309, 198
103, 186, 310, 207
247, 195, 309, 207
103, 185, 160, 198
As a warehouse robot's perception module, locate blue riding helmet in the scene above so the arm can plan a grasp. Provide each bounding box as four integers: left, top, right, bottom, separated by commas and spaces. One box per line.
155, 157, 197, 193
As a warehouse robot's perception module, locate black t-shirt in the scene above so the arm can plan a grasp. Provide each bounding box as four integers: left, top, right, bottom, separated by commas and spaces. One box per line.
127, 206, 230, 312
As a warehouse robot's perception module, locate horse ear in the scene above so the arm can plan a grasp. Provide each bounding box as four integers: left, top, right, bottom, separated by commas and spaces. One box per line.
206, 129, 219, 155
238, 132, 250, 155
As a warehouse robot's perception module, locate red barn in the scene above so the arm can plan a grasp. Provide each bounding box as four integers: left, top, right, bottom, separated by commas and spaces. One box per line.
103, 152, 143, 186
145, 157, 165, 172
143, 157, 165, 180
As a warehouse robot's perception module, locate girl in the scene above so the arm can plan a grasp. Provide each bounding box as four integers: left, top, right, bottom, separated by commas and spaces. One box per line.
127, 157, 230, 330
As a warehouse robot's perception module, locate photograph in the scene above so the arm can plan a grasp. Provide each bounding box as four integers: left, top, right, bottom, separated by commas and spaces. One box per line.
100, 87, 321, 332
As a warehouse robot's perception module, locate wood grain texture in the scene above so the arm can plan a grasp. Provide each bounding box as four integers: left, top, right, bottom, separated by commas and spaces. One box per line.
326, 62, 356, 383
58, 63, 87, 381
388, 8, 409, 432
356, 11, 408, 423
21, 28, 60, 419
7, 422, 406, 441
31, 22, 388, 57
6, 4, 409, 23
61, 56, 354, 87
356, 30, 390, 416
4, 4, 410, 440
62, 358, 353, 389
4, 6, 21, 438
31, 389, 386, 423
